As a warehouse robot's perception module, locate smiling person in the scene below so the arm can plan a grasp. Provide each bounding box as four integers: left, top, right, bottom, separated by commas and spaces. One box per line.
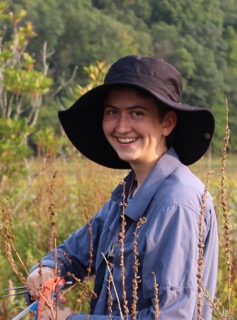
26, 55, 218, 319
103, 87, 177, 189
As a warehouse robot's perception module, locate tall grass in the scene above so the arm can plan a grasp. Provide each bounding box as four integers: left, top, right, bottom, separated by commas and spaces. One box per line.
0, 133, 237, 318
0, 152, 126, 318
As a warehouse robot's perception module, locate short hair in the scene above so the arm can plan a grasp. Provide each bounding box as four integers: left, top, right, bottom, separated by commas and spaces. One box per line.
131, 86, 174, 121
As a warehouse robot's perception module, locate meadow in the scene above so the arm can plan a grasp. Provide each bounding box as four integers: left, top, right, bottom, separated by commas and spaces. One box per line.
0, 148, 237, 319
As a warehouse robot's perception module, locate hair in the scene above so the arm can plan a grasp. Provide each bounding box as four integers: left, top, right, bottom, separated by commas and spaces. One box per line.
131, 86, 174, 120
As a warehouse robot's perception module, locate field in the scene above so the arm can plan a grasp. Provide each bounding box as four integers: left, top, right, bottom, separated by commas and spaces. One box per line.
0, 151, 237, 319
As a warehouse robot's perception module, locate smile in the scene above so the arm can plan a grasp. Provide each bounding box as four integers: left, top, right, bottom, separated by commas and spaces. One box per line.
117, 137, 138, 144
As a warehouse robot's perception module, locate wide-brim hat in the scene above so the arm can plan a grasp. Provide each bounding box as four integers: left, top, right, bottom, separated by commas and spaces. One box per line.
58, 55, 215, 169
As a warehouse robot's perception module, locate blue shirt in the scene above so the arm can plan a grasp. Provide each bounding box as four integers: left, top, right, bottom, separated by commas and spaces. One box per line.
41, 148, 218, 319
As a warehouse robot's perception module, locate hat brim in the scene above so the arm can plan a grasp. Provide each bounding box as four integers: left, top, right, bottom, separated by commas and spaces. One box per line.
58, 82, 215, 168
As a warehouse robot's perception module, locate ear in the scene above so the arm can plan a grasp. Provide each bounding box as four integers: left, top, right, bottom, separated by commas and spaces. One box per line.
162, 111, 177, 136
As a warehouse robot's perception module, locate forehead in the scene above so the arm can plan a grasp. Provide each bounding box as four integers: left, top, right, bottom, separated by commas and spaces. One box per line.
105, 86, 156, 104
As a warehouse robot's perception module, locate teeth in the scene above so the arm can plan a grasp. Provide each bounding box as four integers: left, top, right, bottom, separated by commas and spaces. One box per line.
117, 137, 136, 144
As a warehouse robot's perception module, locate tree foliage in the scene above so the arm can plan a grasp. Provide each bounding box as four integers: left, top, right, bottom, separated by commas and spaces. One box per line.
0, 117, 32, 183
0, 3, 52, 125
1, 0, 237, 153
0, 2, 52, 182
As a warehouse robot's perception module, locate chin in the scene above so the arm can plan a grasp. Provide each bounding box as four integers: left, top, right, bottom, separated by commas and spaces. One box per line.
119, 157, 135, 163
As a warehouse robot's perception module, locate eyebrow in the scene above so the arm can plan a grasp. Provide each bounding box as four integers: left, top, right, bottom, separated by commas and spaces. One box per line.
104, 104, 148, 110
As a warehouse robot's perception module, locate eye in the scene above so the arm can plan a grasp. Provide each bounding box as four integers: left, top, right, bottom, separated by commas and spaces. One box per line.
104, 107, 119, 117
131, 110, 144, 118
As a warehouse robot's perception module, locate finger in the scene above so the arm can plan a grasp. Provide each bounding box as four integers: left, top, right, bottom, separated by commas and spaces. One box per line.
28, 289, 38, 300
26, 267, 55, 299
57, 292, 68, 304
27, 285, 41, 299
56, 279, 66, 291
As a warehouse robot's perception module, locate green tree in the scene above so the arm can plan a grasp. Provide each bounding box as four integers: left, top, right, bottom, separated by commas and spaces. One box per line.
53, 1, 152, 81
4, 0, 237, 154
9, 0, 65, 64
0, 4, 52, 125
0, 3, 52, 182
0, 117, 32, 183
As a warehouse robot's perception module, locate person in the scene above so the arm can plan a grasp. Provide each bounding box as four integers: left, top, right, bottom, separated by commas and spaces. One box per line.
26, 55, 218, 319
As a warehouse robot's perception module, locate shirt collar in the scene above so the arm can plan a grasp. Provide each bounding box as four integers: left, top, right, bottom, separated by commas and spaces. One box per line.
111, 147, 182, 221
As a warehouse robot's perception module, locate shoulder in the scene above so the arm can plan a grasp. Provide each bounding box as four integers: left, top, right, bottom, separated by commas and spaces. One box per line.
153, 164, 214, 215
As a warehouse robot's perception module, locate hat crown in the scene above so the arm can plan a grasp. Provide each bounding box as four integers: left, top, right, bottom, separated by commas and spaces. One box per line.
104, 55, 182, 103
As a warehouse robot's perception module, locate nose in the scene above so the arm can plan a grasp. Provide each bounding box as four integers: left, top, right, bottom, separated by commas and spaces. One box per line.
116, 114, 131, 134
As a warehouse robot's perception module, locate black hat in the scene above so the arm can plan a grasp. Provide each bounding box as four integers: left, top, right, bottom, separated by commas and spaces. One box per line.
58, 55, 215, 169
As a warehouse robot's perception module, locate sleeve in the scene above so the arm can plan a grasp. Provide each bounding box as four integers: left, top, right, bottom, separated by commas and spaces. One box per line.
141, 202, 217, 320
31, 201, 111, 279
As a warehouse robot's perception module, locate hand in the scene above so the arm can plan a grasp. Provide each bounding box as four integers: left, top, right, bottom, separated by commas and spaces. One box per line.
26, 266, 55, 299
40, 306, 72, 320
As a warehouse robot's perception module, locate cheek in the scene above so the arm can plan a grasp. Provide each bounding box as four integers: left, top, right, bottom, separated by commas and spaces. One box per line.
102, 118, 111, 138
102, 118, 107, 133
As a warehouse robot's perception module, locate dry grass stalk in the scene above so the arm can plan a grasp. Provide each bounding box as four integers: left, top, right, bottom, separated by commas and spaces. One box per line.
107, 262, 114, 320
48, 171, 59, 279
1, 172, 98, 319
205, 290, 225, 320
67, 272, 97, 314
101, 252, 124, 320
1, 203, 26, 284
220, 98, 232, 312
1, 203, 57, 318
196, 170, 213, 319
203, 100, 237, 319
47, 170, 64, 317
119, 181, 129, 318
152, 272, 160, 320
1, 174, 67, 320
73, 201, 94, 313
83, 202, 93, 279
131, 217, 147, 319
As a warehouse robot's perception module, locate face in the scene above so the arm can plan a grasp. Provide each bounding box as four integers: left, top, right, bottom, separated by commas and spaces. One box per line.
102, 87, 177, 169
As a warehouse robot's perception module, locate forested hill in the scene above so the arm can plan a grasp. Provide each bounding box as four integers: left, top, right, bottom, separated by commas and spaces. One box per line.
3, 0, 237, 152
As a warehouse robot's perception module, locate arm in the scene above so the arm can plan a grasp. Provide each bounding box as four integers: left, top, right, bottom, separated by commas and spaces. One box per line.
26, 201, 111, 298
142, 202, 217, 320
62, 204, 207, 320
29, 197, 217, 319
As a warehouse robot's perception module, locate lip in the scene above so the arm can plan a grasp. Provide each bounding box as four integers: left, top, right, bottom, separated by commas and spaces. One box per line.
116, 137, 138, 144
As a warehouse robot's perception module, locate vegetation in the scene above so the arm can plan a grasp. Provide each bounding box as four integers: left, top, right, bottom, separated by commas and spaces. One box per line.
0, 0, 237, 152
0, 143, 237, 319
0, 103, 236, 319
0, 1, 237, 319
0, 151, 126, 318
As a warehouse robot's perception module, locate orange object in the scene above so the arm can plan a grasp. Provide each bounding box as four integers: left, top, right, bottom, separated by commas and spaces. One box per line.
37, 277, 66, 319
